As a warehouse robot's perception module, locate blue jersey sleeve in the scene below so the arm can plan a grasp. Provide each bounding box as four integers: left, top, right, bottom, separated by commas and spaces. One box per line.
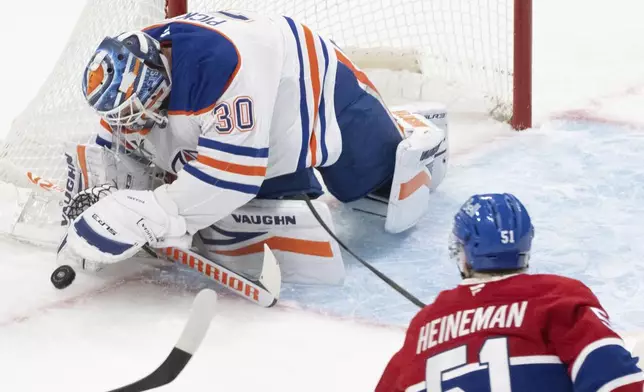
144, 20, 240, 115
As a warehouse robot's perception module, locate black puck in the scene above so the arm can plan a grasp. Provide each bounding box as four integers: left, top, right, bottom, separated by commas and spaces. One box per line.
51, 265, 76, 289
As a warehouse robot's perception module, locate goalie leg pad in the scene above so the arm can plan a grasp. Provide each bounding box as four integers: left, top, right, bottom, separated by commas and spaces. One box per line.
385, 115, 447, 233
197, 199, 345, 285
391, 103, 450, 191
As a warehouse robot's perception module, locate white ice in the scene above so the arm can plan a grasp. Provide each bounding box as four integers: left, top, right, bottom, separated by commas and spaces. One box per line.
1, 1, 644, 391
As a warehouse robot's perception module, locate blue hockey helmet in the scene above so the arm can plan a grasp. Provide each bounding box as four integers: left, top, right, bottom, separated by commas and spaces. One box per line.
82, 31, 171, 131
449, 193, 534, 274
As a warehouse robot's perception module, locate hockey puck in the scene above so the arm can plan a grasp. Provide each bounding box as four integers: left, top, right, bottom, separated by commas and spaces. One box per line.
51, 265, 76, 289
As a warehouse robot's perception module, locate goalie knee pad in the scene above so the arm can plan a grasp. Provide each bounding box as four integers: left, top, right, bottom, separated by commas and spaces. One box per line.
197, 199, 345, 285
385, 110, 447, 233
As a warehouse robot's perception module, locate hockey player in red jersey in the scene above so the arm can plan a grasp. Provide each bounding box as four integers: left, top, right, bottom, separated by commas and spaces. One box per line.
376, 193, 643, 392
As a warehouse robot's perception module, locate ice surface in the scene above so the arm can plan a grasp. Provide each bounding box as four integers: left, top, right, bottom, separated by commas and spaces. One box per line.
1, 0, 644, 390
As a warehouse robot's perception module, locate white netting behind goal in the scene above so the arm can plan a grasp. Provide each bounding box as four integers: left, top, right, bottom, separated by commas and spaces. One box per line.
0, 0, 521, 245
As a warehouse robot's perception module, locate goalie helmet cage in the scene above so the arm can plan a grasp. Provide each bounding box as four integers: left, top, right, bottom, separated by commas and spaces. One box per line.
0, 0, 532, 246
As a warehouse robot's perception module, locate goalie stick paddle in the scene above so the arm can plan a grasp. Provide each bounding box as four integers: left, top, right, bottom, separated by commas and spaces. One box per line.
300, 195, 427, 309
107, 288, 218, 392
159, 244, 282, 308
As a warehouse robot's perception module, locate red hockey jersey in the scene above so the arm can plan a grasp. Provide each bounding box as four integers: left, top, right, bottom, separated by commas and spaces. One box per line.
376, 273, 643, 392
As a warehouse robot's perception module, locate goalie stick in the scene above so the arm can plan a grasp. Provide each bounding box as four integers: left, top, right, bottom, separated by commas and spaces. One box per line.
300, 194, 426, 309
159, 244, 281, 308
107, 288, 218, 392
27, 172, 282, 308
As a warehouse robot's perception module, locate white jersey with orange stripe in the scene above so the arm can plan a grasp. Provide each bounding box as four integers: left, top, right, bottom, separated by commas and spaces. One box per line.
94, 10, 395, 234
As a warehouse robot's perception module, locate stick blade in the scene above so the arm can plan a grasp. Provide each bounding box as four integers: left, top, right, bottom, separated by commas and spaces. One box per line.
107, 289, 218, 392
259, 244, 281, 305
176, 289, 218, 354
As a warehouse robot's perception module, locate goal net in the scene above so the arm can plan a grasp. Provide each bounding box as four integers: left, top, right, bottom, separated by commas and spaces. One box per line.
0, 0, 531, 246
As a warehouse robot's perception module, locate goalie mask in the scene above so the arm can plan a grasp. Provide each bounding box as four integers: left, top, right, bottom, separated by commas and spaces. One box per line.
82, 31, 171, 132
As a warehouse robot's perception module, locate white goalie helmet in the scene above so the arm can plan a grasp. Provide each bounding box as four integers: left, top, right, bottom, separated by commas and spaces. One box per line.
82, 30, 172, 130
83, 30, 171, 163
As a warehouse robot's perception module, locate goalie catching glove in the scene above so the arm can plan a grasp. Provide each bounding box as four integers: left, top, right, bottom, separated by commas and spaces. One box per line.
60, 185, 192, 264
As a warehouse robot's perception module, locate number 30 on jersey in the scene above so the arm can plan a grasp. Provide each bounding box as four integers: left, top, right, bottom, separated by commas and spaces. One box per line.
213, 96, 255, 133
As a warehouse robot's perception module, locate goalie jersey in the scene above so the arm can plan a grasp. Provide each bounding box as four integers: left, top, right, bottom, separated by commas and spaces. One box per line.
376, 274, 643, 392
95, 10, 403, 234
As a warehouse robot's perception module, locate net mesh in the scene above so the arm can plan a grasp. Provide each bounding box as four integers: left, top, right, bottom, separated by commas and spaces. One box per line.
0, 0, 515, 244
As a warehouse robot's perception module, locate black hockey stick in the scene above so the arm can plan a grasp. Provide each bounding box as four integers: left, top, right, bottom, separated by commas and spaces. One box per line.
107, 289, 218, 392
300, 195, 426, 308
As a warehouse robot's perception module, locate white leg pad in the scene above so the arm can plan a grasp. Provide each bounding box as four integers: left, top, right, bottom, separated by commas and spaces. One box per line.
385, 114, 446, 233
197, 199, 345, 285
392, 103, 450, 191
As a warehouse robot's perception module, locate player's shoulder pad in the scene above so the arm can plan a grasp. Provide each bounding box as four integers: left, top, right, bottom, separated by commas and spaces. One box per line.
529, 273, 600, 304
144, 20, 240, 115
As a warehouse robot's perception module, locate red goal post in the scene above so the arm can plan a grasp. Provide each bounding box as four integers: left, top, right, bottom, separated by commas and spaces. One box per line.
165, 0, 532, 130
512, 0, 533, 130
